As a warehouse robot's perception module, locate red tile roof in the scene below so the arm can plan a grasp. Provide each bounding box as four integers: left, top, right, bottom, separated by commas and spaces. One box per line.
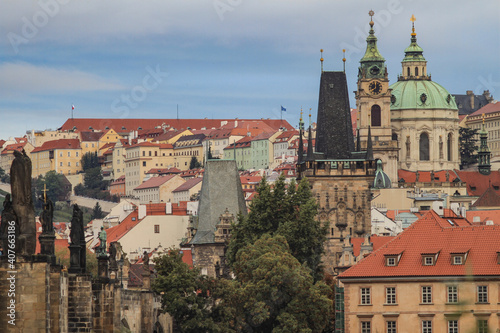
349, 235, 395, 257
134, 175, 177, 190
80, 131, 103, 142
146, 167, 182, 175
111, 175, 125, 185
339, 210, 500, 279
106, 209, 140, 244
1, 142, 27, 155
455, 170, 500, 196
172, 177, 203, 193
398, 169, 459, 183
466, 209, 500, 225
60, 118, 294, 133
471, 187, 500, 207
468, 100, 500, 117
31, 139, 81, 153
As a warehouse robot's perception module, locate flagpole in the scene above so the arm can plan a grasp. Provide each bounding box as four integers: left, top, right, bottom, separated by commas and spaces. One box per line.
71, 104, 73, 120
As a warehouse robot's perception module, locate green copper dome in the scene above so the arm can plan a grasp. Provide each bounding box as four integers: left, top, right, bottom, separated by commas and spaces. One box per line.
402, 35, 425, 63
390, 80, 458, 110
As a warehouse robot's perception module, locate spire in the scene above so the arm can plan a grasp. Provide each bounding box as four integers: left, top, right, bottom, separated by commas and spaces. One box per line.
342, 48, 346, 73
402, 14, 426, 63
299, 108, 304, 131
320, 49, 324, 73
359, 10, 386, 80
478, 114, 491, 175
372, 159, 392, 189
356, 128, 361, 152
366, 126, 373, 160
298, 108, 304, 164
306, 111, 314, 161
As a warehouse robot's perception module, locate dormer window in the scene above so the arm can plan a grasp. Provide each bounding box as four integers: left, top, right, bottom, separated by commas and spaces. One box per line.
453, 255, 463, 265
385, 252, 403, 266
497, 252, 500, 264
421, 250, 440, 266
450, 250, 469, 265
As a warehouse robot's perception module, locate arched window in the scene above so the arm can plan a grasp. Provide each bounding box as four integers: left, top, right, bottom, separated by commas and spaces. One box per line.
420, 132, 430, 161
371, 105, 381, 127
407, 67, 410, 76
415, 67, 419, 76
447, 133, 452, 161
392, 132, 398, 141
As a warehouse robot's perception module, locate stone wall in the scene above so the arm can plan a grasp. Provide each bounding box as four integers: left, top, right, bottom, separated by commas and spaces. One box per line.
68, 274, 93, 332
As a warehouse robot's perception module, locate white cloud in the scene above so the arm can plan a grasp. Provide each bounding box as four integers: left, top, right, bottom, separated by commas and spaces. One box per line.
0, 62, 124, 95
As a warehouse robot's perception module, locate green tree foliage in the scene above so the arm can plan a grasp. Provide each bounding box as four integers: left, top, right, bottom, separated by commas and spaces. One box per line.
459, 127, 479, 169
74, 165, 118, 201
81, 151, 99, 171
152, 250, 218, 333
227, 174, 327, 280
221, 235, 332, 333
0, 167, 10, 183
91, 202, 105, 220
189, 156, 202, 169
32, 170, 71, 213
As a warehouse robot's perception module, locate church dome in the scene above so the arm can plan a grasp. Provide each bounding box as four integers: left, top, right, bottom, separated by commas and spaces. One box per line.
373, 160, 392, 189
390, 80, 457, 110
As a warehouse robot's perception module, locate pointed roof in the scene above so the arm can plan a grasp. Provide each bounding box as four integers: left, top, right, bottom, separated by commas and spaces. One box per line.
133, 175, 177, 190
190, 160, 247, 245
315, 71, 354, 159
340, 210, 500, 279
402, 16, 426, 63
360, 12, 386, 64
471, 187, 500, 208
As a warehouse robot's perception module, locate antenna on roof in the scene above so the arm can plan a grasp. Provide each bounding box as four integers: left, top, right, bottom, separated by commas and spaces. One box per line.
177, 104, 179, 120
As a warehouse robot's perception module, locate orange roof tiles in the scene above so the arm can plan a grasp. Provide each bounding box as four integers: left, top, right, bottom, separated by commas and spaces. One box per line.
31, 139, 81, 153
455, 169, 500, 196
349, 235, 395, 257
471, 187, 500, 207
466, 210, 500, 225
469, 101, 500, 117
172, 177, 202, 193
105, 209, 140, 244
134, 175, 176, 190
398, 169, 459, 183
339, 210, 500, 279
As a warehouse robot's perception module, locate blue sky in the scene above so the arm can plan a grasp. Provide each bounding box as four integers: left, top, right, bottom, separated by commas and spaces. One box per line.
1, 0, 499, 139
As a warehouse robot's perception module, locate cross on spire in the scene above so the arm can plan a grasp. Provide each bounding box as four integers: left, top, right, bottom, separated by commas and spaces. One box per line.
42, 183, 48, 203
411, 14, 416, 35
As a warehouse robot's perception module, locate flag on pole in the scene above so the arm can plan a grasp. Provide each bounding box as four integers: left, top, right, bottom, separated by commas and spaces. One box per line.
72, 104, 75, 110
281, 105, 286, 112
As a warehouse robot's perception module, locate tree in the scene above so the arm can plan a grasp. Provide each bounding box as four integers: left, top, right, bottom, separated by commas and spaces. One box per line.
0, 167, 10, 183
32, 171, 71, 214
81, 151, 99, 171
91, 202, 104, 220
459, 127, 479, 169
84, 167, 106, 191
152, 250, 218, 333
221, 235, 332, 333
189, 156, 202, 170
227, 174, 327, 281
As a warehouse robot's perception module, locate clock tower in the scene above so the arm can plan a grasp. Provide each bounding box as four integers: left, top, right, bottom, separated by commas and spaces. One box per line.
355, 10, 399, 184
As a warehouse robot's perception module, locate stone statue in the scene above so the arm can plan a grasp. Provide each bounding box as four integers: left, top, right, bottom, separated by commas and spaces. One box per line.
405, 136, 411, 158
40, 198, 54, 234
1, 194, 18, 254
109, 242, 117, 270
10, 149, 36, 256
143, 250, 149, 270
97, 226, 107, 257
70, 204, 83, 246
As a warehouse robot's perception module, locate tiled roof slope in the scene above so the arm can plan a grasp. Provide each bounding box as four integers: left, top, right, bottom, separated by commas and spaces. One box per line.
471, 187, 500, 207
172, 177, 203, 193
398, 169, 459, 183
455, 170, 500, 196
466, 209, 500, 225
31, 139, 81, 153
134, 175, 176, 190
340, 210, 500, 279
350, 235, 395, 257
468, 100, 500, 117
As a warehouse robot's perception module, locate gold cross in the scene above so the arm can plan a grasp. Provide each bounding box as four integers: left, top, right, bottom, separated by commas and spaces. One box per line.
42, 183, 48, 203
411, 14, 416, 33
410, 14, 416, 23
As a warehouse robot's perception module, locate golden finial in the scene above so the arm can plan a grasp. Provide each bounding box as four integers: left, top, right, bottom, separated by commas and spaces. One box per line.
369, 9, 375, 27
410, 14, 416, 36
320, 49, 324, 73
342, 49, 346, 73
309, 108, 312, 126
482, 113, 485, 125
300, 107, 303, 122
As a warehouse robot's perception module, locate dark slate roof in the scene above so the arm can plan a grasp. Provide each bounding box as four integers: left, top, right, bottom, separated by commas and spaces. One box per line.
190, 160, 247, 245
453, 92, 491, 115
315, 71, 355, 159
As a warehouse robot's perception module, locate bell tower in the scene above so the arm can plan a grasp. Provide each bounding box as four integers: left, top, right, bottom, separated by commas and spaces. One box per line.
355, 10, 399, 184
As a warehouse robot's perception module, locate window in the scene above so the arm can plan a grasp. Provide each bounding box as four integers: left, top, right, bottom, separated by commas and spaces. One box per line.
371, 105, 381, 127
477, 285, 488, 303
361, 321, 371, 333
447, 286, 458, 303
422, 320, 432, 333
477, 320, 488, 333
424, 256, 434, 265
154, 225, 160, 233
447, 320, 458, 333
59, 152, 63, 157
447, 133, 452, 161
67, 162, 71, 166
386, 321, 396, 333
360, 287, 371, 305
76, 152, 79, 157
420, 132, 430, 161
421, 286, 432, 304
453, 256, 463, 265
143, 161, 146, 167
60, 162, 63, 166
386, 287, 396, 304
386, 257, 396, 266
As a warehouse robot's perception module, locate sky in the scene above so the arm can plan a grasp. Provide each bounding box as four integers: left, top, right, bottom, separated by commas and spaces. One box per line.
0, 0, 499, 140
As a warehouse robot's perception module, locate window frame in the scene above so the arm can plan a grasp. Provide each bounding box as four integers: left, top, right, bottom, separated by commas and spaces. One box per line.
386, 320, 396, 333
477, 285, 488, 303
421, 285, 432, 304
154, 224, 160, 233
447, 320, 458, 333
422, 320, 432, 333
360, 287, 371, 305
385, 286, 396, 305
447, 285, 458, 304
361, 321, 371, 333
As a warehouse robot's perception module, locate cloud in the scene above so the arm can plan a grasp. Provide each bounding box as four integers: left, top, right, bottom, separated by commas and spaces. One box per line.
0, 62, 124, 96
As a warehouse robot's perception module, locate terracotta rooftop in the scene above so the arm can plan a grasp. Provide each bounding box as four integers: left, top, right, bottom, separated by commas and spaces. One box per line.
471, 186, 500, 207
468, 100, 500, 117
134, 175, 177, 190
466, 209, 500, 225
111, 175, 125, 185
455, 169, 500, 196
31, 139, 81, 153
398, 169, 459, 183
339, 210, 500, 279
80, 131, 103, 142
1, 142, 27, 155
172, 177, 203, 193
349, 235, 395, 257
105, 208, 140, 244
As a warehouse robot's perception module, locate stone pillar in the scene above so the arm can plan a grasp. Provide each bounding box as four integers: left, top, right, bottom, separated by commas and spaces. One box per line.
68, 274, 92, 332
68, 244, 82, 274
39, 233, 56, 256
98, 255, 109, 280
93, 281, 116, 333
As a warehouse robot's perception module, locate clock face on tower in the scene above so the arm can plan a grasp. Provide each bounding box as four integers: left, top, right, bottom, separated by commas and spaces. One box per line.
369, 81, 382, 95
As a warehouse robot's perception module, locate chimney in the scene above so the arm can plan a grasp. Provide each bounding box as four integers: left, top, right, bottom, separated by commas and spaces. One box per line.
466, 90, 474, 109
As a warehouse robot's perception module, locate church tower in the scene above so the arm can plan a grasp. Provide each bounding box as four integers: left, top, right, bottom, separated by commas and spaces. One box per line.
478, 116, 492, 175
355, 10, 399, 183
